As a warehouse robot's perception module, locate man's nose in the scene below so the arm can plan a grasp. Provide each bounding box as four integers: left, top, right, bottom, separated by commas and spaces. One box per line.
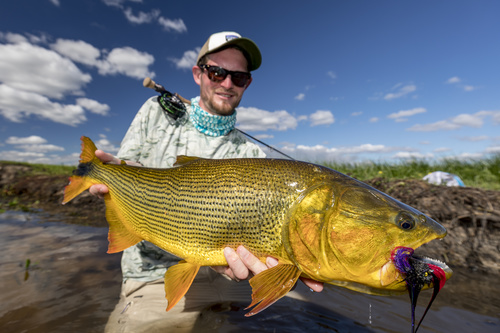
220, 74, 234, 89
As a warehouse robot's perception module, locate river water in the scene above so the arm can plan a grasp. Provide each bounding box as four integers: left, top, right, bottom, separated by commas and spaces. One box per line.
0, 211, 498, 333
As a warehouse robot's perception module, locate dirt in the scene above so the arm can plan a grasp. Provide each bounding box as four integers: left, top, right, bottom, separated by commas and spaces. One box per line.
1, 162, 499, 275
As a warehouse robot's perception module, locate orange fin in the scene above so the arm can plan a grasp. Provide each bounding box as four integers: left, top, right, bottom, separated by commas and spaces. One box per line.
164, 260, 200, 311
245, 264, 301, 316
174, 155, 202, 167
105, 195, 142, 253
62, 136, 102, 204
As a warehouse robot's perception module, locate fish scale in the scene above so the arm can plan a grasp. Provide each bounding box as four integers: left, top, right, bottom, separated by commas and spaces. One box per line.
106, 157, 322, 264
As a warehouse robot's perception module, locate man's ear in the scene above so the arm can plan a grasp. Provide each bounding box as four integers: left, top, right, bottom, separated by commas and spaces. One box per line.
192, 65, 202, 86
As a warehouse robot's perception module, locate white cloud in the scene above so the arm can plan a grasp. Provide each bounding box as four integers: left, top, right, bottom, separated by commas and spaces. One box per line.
51, 39, 101, 66
0, 42, 92, 99
123, 8, 160, 24
486, 146, 500, 154
433, 147, 451, 153
393, 152, 434, 159
0, 84, 87, 126
102, 0, 142, 7
76, 98, 110, 115
309, 110, 335, 126
384, 84, 416, 100
387, 107, 426, 122
169, 47, 200, 70
463, 85, 477, 92
0, 32, 29, 44
407, 111, 492, 132
237, 107, 298, 132
158, 17, 187, 33
294, 93, 305, 101
95, 134, 120, 154
50, 0, 60, 6
283, 143, 403, 162
6, 135, 47, 145
97, 47, 155, 79
446, 76, 461, 84
369, 117, 379, 123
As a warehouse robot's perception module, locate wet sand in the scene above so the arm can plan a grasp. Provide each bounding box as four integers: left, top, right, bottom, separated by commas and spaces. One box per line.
0, 211, 498, 332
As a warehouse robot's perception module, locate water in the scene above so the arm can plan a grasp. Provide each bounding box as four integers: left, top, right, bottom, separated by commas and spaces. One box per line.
0, 212, 498, 333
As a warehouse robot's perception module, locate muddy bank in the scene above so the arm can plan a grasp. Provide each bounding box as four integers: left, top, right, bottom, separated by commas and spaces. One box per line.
1, 162, 499, 274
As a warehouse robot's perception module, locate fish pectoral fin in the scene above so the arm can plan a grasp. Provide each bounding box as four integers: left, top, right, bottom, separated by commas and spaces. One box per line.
105, 196, 142, 253
164, 260, 200, 312
245, 264, 301, 316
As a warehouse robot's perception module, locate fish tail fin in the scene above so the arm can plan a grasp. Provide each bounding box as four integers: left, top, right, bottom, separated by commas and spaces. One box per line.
62, 136, 102, 204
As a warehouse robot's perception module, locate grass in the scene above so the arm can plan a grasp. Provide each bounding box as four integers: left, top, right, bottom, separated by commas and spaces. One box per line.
2, 155, 500, 191
321, 154, 500, 191
0, 161, 75, 176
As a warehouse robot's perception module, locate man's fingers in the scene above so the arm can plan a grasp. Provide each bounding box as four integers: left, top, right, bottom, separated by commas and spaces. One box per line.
89, 184, 109, 199
224, 247, 250, 281
95, 150, 117, 164
237, 245, 268, 276
300, 277, 324, 292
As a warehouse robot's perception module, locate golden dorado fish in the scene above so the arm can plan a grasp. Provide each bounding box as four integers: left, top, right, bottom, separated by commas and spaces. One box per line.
63, 137, 452, 317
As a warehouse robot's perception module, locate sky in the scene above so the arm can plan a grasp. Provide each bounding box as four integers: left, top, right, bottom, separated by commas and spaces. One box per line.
1, 0, 499, 165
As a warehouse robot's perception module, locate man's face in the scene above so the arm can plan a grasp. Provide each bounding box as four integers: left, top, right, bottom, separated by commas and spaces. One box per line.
192, 48, 252, 116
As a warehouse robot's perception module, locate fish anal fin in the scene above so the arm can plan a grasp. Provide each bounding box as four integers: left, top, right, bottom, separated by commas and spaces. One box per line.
245, 264, 301, 316
105, 195, 142, 253
174, 156, 202, 167
164, 260, 200, 311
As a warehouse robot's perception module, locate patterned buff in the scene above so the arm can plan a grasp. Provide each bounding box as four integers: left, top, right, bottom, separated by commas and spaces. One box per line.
190, 96, 237, 137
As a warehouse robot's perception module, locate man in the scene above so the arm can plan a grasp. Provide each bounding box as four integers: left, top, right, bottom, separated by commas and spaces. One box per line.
91, 31, 322, 332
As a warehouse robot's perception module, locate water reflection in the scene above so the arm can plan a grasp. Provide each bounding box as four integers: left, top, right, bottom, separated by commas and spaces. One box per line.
0, 212, 498, 332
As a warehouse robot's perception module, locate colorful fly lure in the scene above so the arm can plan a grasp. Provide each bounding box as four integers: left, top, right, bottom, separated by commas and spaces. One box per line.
392, 247, 447, 333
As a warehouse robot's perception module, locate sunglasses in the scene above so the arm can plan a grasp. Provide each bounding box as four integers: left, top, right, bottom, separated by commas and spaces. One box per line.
199, 65, 251, 88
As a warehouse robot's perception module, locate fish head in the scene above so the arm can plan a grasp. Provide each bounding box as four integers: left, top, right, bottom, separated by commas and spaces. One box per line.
285, 178, 451, 294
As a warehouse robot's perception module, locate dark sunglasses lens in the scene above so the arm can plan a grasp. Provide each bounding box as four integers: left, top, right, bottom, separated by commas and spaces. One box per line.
207, 67, 227, 82
231, 73, 250, 87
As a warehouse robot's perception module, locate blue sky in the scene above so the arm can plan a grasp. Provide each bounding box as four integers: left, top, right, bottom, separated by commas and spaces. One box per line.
1, 0, 499, 165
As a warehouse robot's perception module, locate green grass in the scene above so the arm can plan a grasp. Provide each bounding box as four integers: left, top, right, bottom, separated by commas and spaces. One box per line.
0, 161, 75, 176
2, 155, 500, 191
321, 154, 500, 191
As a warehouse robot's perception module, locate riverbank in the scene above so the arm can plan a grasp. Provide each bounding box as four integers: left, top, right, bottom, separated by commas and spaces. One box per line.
1, 162, 499, 274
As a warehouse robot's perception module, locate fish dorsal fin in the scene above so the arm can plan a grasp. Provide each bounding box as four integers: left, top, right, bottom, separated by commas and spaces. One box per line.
245, 264, 301, 316
164, 260, 200, 311
174, 156, 202, 167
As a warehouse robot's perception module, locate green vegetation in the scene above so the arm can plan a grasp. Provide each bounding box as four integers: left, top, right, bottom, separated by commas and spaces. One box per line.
0, 161, 75, 176
321, 154, 500, 191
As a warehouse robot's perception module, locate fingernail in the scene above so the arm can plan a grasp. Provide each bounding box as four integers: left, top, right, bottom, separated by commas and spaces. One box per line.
224, 247, 237, 261
266, 257, 279, 267
237, 246, 249, 259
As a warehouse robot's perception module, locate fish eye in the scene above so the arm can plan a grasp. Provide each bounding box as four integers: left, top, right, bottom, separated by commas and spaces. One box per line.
397, 212, 415, 230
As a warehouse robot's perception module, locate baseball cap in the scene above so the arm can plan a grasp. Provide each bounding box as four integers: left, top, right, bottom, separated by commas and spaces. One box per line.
197, 31, 262, 71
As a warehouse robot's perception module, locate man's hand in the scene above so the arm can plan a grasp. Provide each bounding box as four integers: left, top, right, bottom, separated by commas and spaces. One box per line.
212, 245, 324, 292
89, 150, 141, 198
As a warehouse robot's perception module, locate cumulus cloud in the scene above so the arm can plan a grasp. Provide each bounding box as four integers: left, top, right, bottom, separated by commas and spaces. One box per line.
123, 8, 160, 24
237, 107, 298, 132
0, 42, 92, 99
97, 47, 155, 79
6, 135, 47, 145
51, 39, 101, 66
169, 47, 200, 70
95, 134, 120, 154
0, 84, 87, 125
158, 17, 187, 33
406, 111, 500, 132
309, 110, 335, 126
387, 107, 426, 122
6, 135, 64, 153
384, 84, 416, 101
76, 98, 110, 115
369, 117, 379, 123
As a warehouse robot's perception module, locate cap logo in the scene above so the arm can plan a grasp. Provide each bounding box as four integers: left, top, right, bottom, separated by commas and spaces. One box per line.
225, 34, 239, 42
